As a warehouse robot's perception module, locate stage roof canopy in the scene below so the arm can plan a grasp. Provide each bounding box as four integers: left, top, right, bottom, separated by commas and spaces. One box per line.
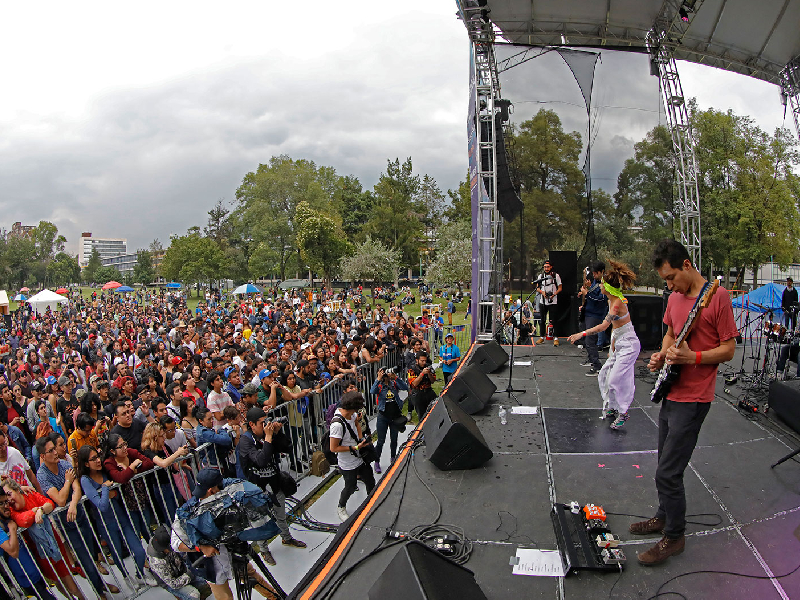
483, 0, 800, 85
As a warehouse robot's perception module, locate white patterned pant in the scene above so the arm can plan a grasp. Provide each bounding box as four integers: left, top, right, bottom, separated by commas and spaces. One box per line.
598, 322, 641, 414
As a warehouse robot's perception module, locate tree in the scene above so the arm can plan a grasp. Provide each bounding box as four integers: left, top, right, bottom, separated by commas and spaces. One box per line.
161, 231, 226, 294
94, 265, 121, 284
205, 199, 233, 246
503, 110, 585, 282
235, 155, 339, 280
425, 221, 471, 289
444, 175, 471, 223
83, 248, 103, 284
133, 250, 155, 285
334, 175, 375, 240
340, 236, 401, 286
0, 232, 36, 288
295, 202, 352, 288
46, 252, 81, 286
364, 157, 424, 272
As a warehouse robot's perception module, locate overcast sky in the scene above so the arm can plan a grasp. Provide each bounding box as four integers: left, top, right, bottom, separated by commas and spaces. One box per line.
0, 1, 791, 256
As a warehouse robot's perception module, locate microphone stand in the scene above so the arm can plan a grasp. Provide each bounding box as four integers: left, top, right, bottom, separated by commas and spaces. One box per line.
497, 277, 548, 399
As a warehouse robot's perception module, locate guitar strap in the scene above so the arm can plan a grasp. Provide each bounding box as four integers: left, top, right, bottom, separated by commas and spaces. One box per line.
678, 281, 711, 344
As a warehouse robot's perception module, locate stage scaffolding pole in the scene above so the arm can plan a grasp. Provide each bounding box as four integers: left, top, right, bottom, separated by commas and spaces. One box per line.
647, 0, 705, 269
460, 2, 504, 342
781, 58, 800, 144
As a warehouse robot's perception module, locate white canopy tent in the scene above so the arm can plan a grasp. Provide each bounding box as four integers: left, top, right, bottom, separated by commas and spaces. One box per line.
26, 289, 68, 314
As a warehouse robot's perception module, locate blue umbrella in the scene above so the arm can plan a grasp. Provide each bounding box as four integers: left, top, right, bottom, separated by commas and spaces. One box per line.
232, 283, 260, 295
166, 282, 182, 289
13, 294, 26, 301
114, 286, 135, 293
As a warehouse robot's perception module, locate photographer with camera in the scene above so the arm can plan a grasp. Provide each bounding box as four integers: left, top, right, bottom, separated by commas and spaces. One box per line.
237, 407, 306, 566
170, 469, 278, 600
330, 391, 375, 522
369, 367, 408, 474
407, 352, 436, 420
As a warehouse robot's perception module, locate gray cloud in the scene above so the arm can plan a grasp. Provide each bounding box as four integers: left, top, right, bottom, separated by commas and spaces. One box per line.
0, 13, 468, 254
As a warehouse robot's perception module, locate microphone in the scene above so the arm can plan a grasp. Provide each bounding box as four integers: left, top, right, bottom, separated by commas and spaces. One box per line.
531, 275, 551, 285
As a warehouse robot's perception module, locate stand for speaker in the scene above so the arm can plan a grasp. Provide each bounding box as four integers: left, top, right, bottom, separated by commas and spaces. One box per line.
771, 446, 800, 468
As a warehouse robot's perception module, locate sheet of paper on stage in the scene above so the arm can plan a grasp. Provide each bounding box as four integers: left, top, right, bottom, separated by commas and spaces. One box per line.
511, 406, 538, 415
511, 549, 565, 577
513, 360, 532, 366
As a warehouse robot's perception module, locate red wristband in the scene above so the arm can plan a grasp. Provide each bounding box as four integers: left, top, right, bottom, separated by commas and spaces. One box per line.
695, 351, 702, 365
582, 331, 587, 337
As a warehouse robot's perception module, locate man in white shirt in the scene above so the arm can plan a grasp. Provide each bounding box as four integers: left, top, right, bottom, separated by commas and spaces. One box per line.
536, 259, 564, 346
329, 391, 375, 521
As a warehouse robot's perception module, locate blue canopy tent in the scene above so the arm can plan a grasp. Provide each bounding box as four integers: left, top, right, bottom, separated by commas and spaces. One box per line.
166, 282, 182, 289
114, 286, 134, 293
731, 282, 787, 338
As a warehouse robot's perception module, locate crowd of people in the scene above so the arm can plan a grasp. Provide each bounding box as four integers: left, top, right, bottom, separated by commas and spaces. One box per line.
0, 283, 465, 599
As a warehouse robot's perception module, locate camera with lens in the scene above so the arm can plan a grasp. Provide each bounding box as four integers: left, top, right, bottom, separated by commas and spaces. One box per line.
383, 366, 398, 376
269, 416, 289, 426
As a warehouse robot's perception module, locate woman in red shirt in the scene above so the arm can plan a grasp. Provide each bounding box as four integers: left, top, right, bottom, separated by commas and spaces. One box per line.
103, 432, 154, 540
2, 477, 87, 600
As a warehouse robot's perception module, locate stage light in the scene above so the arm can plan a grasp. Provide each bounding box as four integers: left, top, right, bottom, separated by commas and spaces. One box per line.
480, 9, 490, 24
679, 7, 689, 21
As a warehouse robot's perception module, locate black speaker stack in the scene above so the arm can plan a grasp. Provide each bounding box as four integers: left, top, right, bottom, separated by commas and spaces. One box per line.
368, 540, 488, 600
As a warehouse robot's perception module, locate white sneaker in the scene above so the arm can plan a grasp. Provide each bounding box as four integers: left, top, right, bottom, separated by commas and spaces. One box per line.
337, 506, 349, 522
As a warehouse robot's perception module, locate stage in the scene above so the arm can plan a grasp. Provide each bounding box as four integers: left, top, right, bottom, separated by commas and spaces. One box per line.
292, 343, 800, 599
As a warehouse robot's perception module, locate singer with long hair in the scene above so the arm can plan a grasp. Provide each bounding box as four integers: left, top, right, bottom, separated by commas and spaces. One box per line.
568, 260, 641, 429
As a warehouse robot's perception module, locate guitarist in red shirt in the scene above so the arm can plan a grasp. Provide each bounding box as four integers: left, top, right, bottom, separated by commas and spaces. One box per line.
634, 240, 739, 565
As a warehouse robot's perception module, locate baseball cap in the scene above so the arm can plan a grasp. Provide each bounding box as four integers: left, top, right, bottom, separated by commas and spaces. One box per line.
89, 374, 100, 384
445, 332, 455, 339
246, 406, 267, 424
16, 365, 27, 374
170, 356, 183, 366
75, 389, 87, 400
192, 469, 223, 499
96, 379, 109, 389
151, 525, 172, 555
46, 376, 56, 385
258, 368, 276, 381
57, 375, 70, 386
224, 366, 236, 379
29, 381, 42, 392
242, 383, 258, 396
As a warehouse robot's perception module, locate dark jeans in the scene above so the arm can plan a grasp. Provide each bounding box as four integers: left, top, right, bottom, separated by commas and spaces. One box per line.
338, 462, 375, 509
540, 303, 558, 337
654, 400, 711, 538
584, 315, 603, 369
410, 389, 435, 421
443, 371, 455, 385
375, 412, 399, 463
63, 521, 105, 595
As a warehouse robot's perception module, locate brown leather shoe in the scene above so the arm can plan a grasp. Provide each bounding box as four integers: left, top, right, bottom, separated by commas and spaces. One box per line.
637, 535, 685, 566
629, 517, 666, 535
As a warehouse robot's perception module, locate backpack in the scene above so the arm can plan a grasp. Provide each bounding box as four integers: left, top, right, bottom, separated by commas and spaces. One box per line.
321, 416, 342, 467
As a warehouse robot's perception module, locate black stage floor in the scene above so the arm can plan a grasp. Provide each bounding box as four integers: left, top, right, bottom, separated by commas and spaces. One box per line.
296, 344, 800, 600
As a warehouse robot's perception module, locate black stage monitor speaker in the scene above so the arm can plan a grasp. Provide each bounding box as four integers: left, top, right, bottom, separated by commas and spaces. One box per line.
470, 340, 509, 374
423, 397, 493, 470
441, 364, 497, 414
368, 540, 488, 600
627, 294, 666, 351
547, 250, 578, 336
769, 379, 800, 433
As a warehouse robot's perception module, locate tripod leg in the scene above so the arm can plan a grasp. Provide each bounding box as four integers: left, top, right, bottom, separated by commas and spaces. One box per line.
249, 550, 287, 599
771, 446, 800, 469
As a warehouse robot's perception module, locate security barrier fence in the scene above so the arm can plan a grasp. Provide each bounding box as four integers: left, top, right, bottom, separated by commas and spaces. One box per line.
0, 336, 471, 600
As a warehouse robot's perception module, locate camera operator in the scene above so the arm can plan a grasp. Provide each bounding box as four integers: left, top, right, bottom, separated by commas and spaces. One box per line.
369, 367, 408, 474
237, 407, 306, 566
407, 352, 436, 420
170, 469, 278, 600
330, 391, 375, 522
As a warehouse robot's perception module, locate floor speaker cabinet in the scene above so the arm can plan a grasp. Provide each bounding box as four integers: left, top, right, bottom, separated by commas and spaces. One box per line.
470, 339, 509, 374
626, 294, 666, 351
441, 364, 497, 414
423, 397, 493, 470
769, 379, 800, 433
368, 540, 488, 600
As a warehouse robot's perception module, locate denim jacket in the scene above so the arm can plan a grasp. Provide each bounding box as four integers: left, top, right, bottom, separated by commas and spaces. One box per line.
369, 377, 408, 413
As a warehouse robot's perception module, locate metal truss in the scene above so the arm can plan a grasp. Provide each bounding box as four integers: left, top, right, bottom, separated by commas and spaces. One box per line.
459, 1, 504, 340
648, 1, 705, 267
781, 58, 800, 143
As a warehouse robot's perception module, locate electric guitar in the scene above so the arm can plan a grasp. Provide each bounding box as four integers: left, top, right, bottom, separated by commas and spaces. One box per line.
650, 280, 719, 404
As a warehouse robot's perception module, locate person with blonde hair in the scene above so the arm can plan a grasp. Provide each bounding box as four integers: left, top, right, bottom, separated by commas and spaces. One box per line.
568, 260, 641, 429
139, 422, 189, 522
